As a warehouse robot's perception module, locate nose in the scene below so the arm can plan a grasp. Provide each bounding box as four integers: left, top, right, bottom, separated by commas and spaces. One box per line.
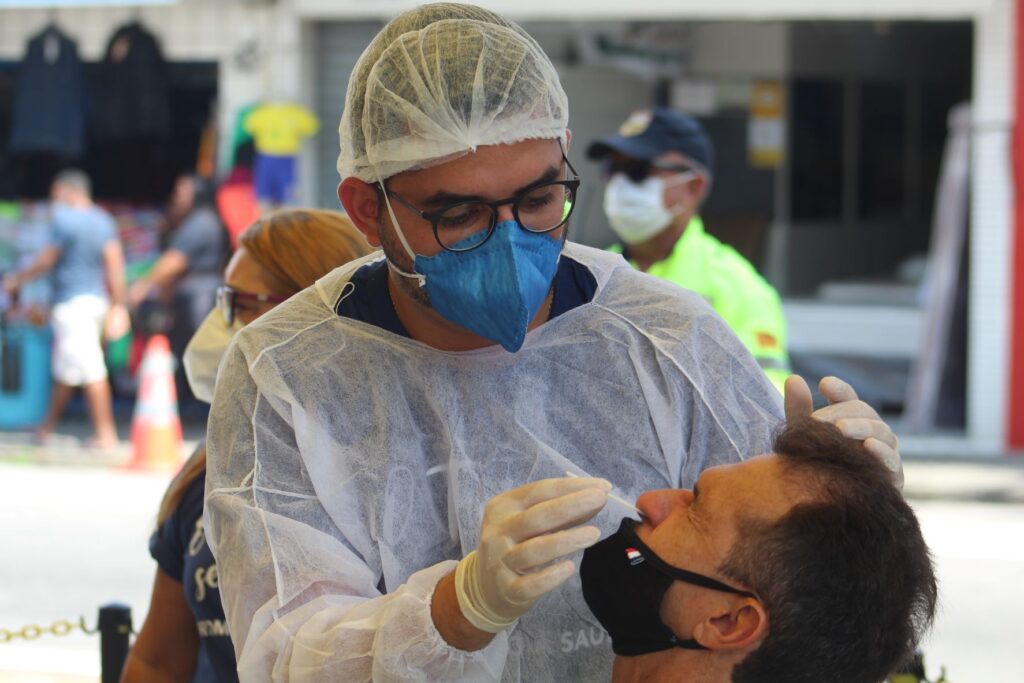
495, 203, 516, 224
635, 489, 693, 528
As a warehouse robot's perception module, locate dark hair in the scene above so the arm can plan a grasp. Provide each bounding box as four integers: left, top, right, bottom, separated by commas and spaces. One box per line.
53, 168, 91, 197
181, 173, 216, 208
721, 418, 937, 683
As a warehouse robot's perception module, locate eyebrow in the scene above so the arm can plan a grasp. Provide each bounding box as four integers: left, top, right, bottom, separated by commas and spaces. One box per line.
418, 164, 562, 208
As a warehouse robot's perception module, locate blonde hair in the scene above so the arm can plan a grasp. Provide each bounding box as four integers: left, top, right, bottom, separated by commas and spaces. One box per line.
239, 209, 374, 296
156, 209, 374, 527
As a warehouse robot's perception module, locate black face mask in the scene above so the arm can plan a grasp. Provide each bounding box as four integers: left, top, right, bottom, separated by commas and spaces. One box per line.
580, 517, 755, 656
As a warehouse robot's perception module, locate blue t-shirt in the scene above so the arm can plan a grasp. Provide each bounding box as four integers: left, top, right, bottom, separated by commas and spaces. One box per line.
49, 204, 117, 304
335, 255, 598, 335
149, 470, 239, 683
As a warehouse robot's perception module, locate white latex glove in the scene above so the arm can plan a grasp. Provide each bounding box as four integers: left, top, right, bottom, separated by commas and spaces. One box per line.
455, 476, 611, 633
785, 375, 904, 487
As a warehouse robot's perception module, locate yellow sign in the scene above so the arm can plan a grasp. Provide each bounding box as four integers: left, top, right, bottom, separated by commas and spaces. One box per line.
748, 81, 785, 168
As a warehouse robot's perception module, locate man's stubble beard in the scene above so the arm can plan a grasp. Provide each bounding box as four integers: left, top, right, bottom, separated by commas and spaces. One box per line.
377, 216, 432, 308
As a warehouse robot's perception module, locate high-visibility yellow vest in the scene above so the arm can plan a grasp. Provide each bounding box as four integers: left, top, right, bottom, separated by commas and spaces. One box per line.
610, 216, 790, 393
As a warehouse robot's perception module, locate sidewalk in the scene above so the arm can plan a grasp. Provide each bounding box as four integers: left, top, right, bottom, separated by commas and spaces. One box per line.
0, 415, 206, 469
902, 456, 1024, 504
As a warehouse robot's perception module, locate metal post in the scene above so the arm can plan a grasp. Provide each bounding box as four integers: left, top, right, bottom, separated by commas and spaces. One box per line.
98, 603, 132, 683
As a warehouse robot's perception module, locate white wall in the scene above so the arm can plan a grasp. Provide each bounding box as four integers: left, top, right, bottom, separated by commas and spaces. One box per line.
295, 0, 988, 21
967, 0, 1013, 452
690, 22, 789, 78
0, 3, 271, 61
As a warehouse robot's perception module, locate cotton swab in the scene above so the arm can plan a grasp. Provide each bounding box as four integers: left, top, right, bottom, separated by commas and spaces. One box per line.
564, 470, 645, 519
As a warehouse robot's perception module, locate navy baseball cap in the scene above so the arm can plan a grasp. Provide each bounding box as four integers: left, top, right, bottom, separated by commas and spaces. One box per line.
586, 107, 714, 171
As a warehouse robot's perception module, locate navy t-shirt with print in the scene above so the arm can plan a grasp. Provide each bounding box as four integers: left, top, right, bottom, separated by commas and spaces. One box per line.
150, 470, 238, 683
335, 255, 597, 334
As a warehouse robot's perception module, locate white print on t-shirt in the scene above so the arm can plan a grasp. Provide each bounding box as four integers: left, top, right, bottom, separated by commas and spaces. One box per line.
197, 619, 230, 637
194, 564, 219, 603
560, 627, 607, 653
188, 518, 205, 557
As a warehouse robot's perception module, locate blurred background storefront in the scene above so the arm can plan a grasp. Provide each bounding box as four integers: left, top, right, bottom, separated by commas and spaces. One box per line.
0, 0, 1018, 456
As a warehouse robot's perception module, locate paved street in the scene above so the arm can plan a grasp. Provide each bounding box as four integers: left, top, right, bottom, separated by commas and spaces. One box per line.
1, 457, 1023, 682
0, 462, 172, 681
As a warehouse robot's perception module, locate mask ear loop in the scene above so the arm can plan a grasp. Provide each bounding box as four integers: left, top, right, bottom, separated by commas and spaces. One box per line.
377, 179, 427, 287
659, 170, 702, 221
620, 520, 757, 651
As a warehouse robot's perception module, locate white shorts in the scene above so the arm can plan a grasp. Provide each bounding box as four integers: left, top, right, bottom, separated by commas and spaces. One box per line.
51, 294, 109, 386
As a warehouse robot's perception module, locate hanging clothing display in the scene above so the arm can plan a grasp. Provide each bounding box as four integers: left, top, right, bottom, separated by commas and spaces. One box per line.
91, 21, 172, 142
89, 22, 173, 202
8, 25, 87, 158
243, 103, 319, 204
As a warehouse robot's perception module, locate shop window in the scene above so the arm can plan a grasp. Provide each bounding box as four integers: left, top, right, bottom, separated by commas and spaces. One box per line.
857, 82, 906, 220
790, 80, 844, 221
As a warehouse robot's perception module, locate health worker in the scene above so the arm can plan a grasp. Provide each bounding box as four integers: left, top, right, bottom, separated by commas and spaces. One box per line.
203, 4, 903, 681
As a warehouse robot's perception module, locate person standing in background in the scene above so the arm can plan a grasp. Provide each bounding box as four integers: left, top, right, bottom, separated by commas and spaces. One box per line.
4, 169, 129, 449
589, 108, 790, 392
128, 174, 229, 413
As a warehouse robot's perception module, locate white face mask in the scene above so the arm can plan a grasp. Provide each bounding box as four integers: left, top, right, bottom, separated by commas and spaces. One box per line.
183, 307, 244, 404
603, 172, 696, 245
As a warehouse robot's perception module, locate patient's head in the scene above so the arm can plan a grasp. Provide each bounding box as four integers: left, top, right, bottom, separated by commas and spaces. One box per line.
581, 418, 937, 683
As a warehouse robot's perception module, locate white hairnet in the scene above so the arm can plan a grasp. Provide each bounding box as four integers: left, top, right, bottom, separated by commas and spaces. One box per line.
337, 2, 570, 182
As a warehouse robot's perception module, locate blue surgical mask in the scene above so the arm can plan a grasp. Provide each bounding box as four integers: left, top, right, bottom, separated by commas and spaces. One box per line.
416, 221, 562, 352
379, 188, 563, 352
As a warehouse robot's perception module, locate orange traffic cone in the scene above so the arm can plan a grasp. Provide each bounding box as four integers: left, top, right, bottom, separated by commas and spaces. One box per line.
128, 334, 183, 470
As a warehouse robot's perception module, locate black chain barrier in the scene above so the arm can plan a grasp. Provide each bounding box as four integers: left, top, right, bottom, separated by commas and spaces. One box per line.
0, 603, 133, 683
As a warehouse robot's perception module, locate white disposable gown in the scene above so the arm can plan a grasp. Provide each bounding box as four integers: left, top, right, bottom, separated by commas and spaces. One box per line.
204, 242, 783, 682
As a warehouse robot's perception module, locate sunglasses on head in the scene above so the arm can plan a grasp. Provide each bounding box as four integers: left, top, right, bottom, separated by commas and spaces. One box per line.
603, 157, 696, 183
216, 285, 288, 326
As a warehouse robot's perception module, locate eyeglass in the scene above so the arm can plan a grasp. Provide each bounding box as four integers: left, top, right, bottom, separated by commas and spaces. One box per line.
384, 155, 582, 253
216, 285, 288, 326
602, 157, 696, 184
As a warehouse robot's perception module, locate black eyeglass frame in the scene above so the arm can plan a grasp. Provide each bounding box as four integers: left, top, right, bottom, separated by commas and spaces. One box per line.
384, 153, 582, 253
216, 285, 288, 326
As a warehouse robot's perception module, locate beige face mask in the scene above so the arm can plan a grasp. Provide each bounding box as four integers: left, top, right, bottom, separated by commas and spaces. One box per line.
183, 308, 244, 404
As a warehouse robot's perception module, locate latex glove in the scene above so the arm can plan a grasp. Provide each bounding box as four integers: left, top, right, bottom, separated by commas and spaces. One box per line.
455, 476, 611, 633
785, 375, 904, 487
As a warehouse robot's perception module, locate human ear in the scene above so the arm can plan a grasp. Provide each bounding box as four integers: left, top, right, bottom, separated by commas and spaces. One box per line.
693, 597, 768, 651
338, 178, 384, 248
682, 174, 708, 206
